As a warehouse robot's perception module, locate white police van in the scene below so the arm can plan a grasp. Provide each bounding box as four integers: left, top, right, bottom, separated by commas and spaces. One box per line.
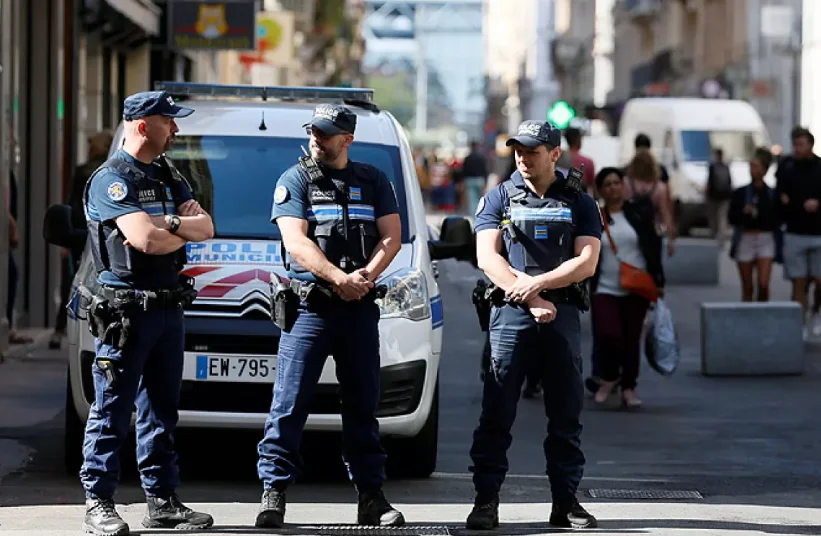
43, 83, 474, 478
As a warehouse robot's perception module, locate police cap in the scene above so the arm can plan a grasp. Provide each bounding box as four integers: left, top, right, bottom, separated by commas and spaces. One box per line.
506, 120, 562, 148
302, 104, 357, 135
123, 91, 194, 121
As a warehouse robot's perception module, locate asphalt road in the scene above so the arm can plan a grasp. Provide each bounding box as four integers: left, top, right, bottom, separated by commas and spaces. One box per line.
1, 247, 820, 535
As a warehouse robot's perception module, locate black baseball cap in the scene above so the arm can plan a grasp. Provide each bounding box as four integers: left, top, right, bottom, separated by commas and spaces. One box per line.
122, 90, 194, 121
506, 120, 562, 148
302, 104, 357, 135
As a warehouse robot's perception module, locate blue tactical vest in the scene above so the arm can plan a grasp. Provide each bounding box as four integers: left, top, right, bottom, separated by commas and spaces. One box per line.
286, 161, 381, 275
83, 156, 186, 288
501, 174, 579, 276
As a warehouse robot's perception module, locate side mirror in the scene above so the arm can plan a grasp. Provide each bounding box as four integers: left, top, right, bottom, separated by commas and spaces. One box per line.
428, 216, 475, 262
43, 204, 85, 249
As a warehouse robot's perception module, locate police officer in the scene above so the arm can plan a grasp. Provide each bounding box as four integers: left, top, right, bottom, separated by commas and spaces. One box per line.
466, 120, 602, 530
256, 104, 404, 528
79, 91, 215, 535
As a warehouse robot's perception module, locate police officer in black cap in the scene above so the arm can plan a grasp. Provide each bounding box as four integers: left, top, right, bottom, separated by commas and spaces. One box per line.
256, 103, 404, 528
466, 120, 602, 530
79, 90, 215, 535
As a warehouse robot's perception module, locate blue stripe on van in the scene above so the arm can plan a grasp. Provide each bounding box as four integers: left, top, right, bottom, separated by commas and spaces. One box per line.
431, 295, 443, 329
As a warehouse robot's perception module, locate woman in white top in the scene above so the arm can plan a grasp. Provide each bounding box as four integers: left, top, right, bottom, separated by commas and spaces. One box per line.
590, 168, 665, 408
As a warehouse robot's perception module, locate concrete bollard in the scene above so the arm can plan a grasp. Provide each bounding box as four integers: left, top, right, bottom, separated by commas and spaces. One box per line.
664, 238, 720, 286
700, 301, 804, 376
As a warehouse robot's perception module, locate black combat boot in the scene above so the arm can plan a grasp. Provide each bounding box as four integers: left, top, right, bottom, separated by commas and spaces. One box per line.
465, 493, 499, 530
142, 494, 214, 529
83, 498, 129, 536
255, 489, 287, 528
549, 496, 597, 529
357, 489, 405, 526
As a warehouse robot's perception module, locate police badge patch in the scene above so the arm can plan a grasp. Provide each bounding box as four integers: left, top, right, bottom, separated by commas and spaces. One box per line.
107, 181, 128, 202
274, 185, 289, 204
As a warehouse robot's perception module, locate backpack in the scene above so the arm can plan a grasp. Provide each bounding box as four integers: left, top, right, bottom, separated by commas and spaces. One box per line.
709, 163, 733, 199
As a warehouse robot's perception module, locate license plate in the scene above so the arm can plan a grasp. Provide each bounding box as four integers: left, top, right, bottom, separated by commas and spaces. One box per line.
194, 355, 276, 383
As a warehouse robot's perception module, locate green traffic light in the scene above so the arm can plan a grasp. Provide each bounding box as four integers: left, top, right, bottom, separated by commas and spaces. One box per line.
547, 101, 575, 129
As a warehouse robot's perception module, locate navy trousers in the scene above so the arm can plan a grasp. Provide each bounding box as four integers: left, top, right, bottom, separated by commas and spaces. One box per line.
257, 298, 386, 491
470, 302, 585, 499
80, 306, 185, 499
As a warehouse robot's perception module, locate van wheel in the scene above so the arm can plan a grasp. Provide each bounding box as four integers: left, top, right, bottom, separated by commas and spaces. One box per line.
674, 202, 692, 237
387, 382, 438, 479
64, 369, 84, 476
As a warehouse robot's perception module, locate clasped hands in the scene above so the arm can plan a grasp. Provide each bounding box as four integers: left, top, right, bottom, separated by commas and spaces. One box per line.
331, 268, 373, 302
505, 267, 556, 324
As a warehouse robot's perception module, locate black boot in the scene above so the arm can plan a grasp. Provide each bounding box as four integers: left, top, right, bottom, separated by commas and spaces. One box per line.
357, 489, 405, 526
142, 494, 213, 529
83, 498, 129, 536
255, 489, 286, 529
549, 496, 597, 529
465, 493, 499, 530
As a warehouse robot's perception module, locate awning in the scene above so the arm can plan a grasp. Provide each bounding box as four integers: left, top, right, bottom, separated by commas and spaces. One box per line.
105, 0, 161, 36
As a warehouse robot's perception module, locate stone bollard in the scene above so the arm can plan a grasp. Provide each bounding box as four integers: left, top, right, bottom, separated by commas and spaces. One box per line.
700, 301, 804, 376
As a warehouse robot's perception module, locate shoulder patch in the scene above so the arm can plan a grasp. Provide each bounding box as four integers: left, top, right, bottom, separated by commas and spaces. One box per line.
475, 196, 485, 216
107, 181, 128, 202
274, 185, 289, 204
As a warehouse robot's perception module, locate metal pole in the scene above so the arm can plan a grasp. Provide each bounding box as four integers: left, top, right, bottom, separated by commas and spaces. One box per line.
0, 0, 11, 352
414, 3, 427, 134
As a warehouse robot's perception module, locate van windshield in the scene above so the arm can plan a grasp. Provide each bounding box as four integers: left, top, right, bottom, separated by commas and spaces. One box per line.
680, 130, 767, 163
165, 135, 409, 242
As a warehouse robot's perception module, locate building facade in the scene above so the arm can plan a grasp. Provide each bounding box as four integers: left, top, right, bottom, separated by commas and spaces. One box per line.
484, 0, 559, 134
609, 0, 802, 146
552, 0, 597, 111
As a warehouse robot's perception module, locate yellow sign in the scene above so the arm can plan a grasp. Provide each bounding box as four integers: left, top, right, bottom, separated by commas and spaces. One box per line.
195, 4, 229, 39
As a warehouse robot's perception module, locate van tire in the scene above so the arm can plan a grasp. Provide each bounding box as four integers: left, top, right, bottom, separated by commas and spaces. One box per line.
387, 382, 438, 479
674, 201, 692, 237
64, 369, 84, 476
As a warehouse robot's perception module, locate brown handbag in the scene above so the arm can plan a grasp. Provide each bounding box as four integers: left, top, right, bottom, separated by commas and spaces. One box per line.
601, 208, 658, 302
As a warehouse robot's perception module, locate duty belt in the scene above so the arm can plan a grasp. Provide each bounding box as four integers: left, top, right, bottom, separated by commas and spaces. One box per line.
288, 279, 388, 303
99, 285, 189, 310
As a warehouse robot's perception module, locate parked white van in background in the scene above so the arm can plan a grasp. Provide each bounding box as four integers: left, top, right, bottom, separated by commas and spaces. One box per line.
618, 97, 773, 236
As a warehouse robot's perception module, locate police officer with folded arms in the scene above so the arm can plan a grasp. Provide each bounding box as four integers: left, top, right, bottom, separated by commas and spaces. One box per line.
256, 104, 404, 528
79, 91, 215, 536
466, 120, 602, 530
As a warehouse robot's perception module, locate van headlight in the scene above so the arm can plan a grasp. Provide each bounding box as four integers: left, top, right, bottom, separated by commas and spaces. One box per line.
376, 268, 431, 321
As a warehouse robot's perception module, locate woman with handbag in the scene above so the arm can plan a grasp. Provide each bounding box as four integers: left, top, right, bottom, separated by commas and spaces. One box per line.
590, 168, 665, 407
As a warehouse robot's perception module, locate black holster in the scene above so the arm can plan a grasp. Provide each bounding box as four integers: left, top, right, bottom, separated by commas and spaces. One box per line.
269, 280, 299, 333
471, 279, 491, 332
540, 282, 590, 312
176, 274, 198, 309
86, 295, 132, 350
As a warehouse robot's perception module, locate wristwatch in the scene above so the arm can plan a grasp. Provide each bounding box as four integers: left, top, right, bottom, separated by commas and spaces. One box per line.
167, 215, 181, 234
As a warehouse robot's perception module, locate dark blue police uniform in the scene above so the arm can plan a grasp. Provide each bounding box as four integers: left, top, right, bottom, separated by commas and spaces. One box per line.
79, 91, 212, 533
256, 104, 405, 529
467, 120, 602, 530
